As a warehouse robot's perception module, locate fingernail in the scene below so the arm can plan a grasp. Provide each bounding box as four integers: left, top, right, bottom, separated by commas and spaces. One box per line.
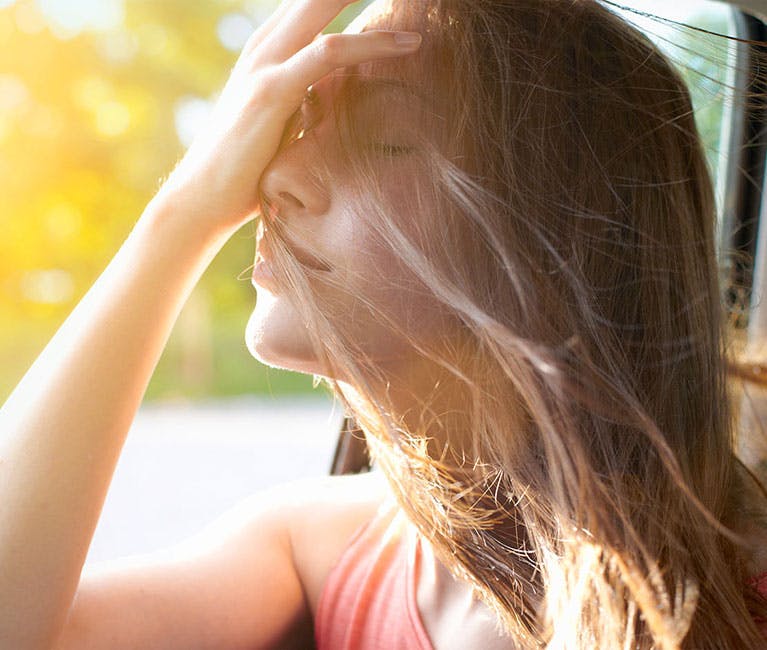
394, 32, 422, 47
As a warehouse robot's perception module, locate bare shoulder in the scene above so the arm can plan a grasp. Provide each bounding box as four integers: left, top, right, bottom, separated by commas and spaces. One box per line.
284, 471, 391, 614
161, 469, 390, 614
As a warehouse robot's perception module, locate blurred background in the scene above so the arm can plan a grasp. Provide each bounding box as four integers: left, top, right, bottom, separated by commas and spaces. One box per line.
0, 0, 735, 404
0, 0, 737, 562
0, 0, 378, 403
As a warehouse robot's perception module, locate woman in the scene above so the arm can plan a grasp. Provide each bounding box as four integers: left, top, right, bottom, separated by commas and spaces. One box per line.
1, 0, 767, 648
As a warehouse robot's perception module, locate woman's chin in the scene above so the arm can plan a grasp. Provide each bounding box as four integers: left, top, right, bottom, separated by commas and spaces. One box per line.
245, 292, 318, 374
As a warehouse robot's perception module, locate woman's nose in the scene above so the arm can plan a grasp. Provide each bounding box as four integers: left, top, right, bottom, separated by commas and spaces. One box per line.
258, 136, 331, 219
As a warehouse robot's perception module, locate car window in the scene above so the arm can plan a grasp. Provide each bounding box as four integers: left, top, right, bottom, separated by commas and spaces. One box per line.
609, 0, 738, 218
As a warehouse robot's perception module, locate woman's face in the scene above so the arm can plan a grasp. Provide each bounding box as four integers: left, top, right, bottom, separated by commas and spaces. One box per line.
245, 1, 449, 380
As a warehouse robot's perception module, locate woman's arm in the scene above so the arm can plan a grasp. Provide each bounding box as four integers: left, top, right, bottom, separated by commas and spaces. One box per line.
0, 0, 422, 646
0, 201, 231, 649
50, 472, 387, 650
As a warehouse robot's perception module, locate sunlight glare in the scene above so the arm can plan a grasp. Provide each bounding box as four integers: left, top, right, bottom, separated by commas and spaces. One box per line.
36, 0, 123, 38
20, 269, 74, 305
217, 13, 254, 52
174, 96, 213, 149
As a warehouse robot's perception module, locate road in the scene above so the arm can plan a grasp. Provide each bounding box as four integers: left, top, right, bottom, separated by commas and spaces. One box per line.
85, 395, 344, 565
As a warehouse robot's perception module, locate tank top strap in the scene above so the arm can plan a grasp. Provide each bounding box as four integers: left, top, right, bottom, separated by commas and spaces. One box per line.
314, 501, 433, 650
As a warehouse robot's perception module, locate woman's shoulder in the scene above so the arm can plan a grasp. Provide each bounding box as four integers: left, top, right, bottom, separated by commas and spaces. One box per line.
283, 471, 393, 615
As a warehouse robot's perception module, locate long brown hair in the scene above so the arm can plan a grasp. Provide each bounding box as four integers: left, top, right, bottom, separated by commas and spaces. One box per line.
257, 1, 767, 647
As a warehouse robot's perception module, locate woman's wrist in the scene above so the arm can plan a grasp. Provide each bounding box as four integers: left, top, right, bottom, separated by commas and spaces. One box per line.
134, 187, 242, 263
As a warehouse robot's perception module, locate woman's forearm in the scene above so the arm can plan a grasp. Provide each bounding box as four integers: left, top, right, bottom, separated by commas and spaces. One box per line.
0, 196, 233, 649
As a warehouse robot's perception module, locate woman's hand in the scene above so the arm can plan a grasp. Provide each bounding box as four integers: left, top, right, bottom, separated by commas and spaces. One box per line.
155, 0, 422, 238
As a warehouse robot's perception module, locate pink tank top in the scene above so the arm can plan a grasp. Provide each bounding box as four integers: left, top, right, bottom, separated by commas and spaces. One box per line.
315, 506, 767, 649
315, 505, 432, 650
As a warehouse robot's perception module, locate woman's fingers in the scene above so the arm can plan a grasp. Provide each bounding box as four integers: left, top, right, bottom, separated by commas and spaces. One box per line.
255, 0, 357, 64
278, 30, 422, 104
156, 8, 422, 236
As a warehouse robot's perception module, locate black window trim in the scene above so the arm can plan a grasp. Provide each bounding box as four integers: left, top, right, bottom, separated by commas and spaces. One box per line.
739, 10, 767, 341
723, 11, 767, 333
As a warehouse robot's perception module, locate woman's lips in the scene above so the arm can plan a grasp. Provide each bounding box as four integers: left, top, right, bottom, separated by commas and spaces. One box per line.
251, 258, 280, 293
252, 236, 332, 293
255, 236, 332, 272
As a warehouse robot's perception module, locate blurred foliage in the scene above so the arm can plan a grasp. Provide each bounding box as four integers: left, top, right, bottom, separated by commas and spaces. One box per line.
0, 0, 372, 403
0, 1, 734, 403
